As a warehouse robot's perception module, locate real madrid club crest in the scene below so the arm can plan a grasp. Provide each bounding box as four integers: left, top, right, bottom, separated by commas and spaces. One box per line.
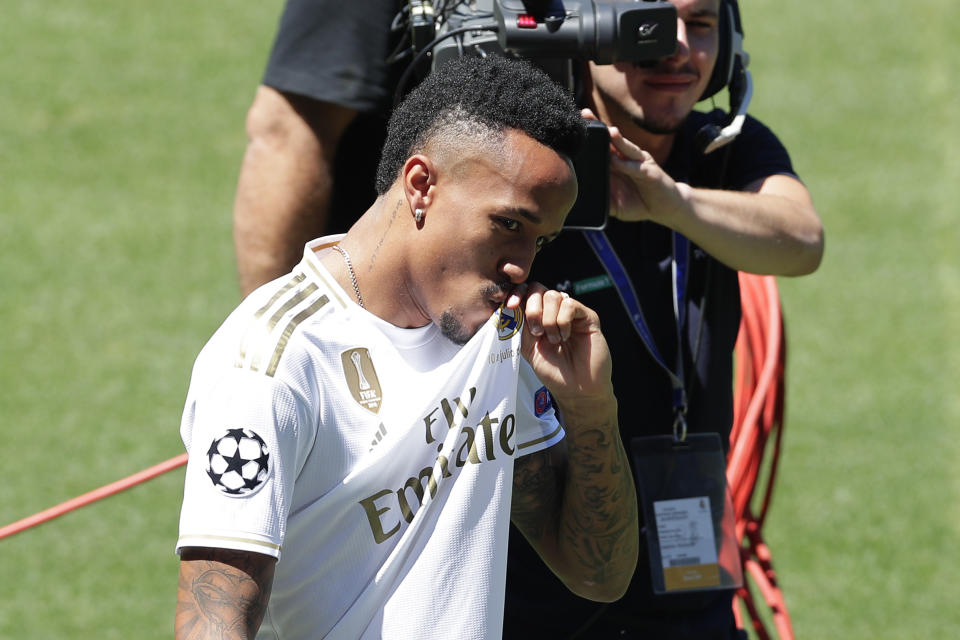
341, 347, 383, 414
496, 304, 523, 340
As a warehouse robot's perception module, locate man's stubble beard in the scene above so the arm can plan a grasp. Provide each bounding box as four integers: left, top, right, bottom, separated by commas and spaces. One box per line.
629, 112, 685, 136
594, 76, 691, 136
440, 310, 472, 346
439, 281, 514, 347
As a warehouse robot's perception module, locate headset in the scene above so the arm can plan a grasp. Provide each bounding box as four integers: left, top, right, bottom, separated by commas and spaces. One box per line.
696, 0, 753, 154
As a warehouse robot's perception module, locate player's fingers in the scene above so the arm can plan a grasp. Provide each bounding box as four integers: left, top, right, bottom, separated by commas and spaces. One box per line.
506, 282, 528, 309
538, 289, 568, 344
523, 285, 545, 337
555, 292, 579, 342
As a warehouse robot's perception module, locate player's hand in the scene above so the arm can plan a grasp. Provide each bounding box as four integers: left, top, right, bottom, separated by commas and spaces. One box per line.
513, 282, 614, 410
581, 108, 692, 226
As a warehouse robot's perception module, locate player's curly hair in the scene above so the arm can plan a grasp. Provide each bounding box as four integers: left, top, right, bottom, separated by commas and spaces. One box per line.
375, 55, 586, 194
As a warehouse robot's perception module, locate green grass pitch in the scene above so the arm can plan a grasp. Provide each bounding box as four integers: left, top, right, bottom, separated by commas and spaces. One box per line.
1, 1, 958, 637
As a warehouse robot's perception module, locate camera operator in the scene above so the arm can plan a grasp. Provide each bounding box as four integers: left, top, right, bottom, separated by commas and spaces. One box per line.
232, 0, 406, 297
502, 1, 823, 638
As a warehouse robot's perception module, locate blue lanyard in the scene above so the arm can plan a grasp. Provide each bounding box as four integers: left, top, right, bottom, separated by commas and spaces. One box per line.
584, 229, 691, 436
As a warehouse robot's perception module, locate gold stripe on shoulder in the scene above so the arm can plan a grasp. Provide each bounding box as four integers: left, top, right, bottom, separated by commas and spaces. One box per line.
248, 283, 321, 373
256, 273, 307, 319
236, 272, 306, 368
305, 257, 347, 308
265, 294, 330, 377
517, 423, 563, 451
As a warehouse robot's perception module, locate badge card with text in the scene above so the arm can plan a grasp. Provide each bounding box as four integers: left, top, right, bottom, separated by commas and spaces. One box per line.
631, 433, 743, 594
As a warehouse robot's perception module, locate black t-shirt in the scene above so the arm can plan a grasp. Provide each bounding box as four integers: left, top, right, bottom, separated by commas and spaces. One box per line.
261, 0, 407, 233
503, 110, 796, 638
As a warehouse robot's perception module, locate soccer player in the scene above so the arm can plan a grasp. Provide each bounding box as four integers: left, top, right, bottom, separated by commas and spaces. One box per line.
174, 56, 639, 640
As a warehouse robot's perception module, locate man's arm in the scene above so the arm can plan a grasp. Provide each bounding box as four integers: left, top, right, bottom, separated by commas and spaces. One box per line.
606, 124, 825, 276
511, 286, 639, 602
511, 402, 638, 602
175, 547, 276, 640
233, 86, 357, 296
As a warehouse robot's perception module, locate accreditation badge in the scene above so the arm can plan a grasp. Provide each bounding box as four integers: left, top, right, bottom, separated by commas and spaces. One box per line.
631, 433, 743, 594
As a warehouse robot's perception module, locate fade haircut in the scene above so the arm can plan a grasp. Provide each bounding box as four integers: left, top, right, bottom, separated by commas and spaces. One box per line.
375, 55, 586, 194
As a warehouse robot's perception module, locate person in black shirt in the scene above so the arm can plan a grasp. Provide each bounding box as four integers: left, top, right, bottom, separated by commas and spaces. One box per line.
232, 0, 405, 297
502, 1, 823, 638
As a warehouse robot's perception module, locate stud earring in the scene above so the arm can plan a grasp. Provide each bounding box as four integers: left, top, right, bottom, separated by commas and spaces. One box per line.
414, 208, 424, 223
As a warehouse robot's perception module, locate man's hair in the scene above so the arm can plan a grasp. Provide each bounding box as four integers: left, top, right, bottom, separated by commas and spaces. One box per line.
375, 56, 586, 194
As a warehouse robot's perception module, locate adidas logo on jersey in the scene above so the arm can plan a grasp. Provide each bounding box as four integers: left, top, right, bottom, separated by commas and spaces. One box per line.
368, 422, 388, 452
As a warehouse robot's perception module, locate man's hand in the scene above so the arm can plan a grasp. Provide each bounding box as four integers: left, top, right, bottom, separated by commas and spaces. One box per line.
514, 283, 613, 411
607, 124, 695, 226
579, 108, 688, 226
582, 108, 824, 276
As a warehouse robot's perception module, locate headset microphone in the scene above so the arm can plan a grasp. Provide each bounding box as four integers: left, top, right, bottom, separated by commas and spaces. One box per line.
697, 60, 752, 153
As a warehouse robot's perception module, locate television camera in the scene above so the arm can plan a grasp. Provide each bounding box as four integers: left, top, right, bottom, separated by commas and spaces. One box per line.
392, 0, 751, 230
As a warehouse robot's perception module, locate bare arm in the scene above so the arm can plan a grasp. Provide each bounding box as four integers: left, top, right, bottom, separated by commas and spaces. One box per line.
512, 286, 639, 601
664, 174, 823, 276
511, 400, 638, 602
233, 86, 357, 296
606, 123, 825, 276
175, 547, 276, 640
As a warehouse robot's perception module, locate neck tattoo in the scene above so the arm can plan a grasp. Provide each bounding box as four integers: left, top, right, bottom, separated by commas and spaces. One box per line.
332, 244, 364, 308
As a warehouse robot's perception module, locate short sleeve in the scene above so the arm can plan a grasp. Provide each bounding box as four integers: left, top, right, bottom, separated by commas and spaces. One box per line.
513, 360, 564, 457
176, 368, 313, 558
725, 115, 798, 189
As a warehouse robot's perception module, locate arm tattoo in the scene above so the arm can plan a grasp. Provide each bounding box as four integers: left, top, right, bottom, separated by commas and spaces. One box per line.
511, 418, 639, 594
511, 445, 565, 540
560, 425, 638, 586
176, 548, 276, 640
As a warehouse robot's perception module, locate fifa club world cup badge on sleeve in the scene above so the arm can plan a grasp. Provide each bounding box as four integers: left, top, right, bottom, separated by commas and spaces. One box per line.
205, 428, 272, 497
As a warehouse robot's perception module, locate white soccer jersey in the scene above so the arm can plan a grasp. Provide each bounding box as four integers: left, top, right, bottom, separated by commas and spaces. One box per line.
177, 236, 564, 640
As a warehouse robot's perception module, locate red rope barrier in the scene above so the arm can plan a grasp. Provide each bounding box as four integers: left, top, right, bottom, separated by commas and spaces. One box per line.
0, 453, 188, 541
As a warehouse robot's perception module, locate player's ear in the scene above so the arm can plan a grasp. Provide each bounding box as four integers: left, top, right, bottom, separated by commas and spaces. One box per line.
402, 154, 436, 215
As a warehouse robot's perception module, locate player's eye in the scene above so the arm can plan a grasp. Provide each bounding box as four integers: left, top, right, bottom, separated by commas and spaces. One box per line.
498, 217, 521, 232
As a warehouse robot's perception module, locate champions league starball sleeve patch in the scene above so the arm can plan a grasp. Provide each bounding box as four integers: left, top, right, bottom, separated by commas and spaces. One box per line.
534, 386, 553, 417
204, 428, 272, 497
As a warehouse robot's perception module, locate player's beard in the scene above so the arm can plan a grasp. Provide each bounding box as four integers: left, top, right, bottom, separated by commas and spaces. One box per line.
440, 282, 513, 346
440, 311, 472, 346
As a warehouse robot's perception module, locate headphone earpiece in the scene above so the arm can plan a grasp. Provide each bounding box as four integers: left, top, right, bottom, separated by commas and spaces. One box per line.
699, 0, 741, 101
696, 0, 753, 154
